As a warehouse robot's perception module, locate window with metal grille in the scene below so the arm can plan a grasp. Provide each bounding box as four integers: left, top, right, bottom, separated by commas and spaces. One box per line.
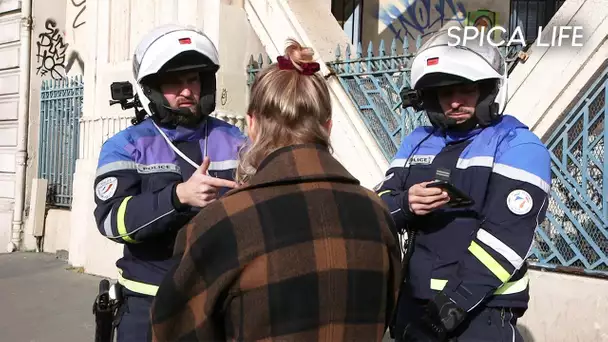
331, 0, 363, 45
509, 0, 566, 42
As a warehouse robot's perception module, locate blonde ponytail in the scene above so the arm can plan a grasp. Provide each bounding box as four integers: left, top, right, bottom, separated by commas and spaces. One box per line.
237, 39, 332, 184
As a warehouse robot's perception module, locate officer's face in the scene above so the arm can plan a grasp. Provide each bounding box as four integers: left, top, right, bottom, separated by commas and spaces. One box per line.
159, 71, 201, 114
437, 83, 480, 124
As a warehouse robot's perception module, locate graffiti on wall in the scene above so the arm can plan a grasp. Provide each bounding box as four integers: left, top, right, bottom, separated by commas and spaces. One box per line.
66, 51, 84, 74
36, 19, 68, 80
66, 0, 86, 74
378, 0, 467, 42
71, 0, 86, 29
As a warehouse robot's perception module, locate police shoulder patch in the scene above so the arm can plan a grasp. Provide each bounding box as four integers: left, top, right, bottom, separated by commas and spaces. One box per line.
506, 189, 533, 215
95, 177, 118, 201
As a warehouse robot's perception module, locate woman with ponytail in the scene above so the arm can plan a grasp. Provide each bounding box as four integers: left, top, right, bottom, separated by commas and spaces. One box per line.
151, 39, 401, 342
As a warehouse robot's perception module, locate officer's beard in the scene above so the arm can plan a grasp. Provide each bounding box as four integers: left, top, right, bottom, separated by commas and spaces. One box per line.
143, 81, 208, 129
174, 99, 204, 128
156, 103, 205, 129
444, 108, 478, 132
173, 110, 203, 128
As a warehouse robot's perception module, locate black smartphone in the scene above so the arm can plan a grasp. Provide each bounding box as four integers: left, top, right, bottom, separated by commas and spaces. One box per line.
426, 180, 475, 208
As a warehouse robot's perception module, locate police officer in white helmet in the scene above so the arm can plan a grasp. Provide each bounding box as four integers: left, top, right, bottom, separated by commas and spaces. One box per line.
92, 24, 245, 341
377, 26, 551, 341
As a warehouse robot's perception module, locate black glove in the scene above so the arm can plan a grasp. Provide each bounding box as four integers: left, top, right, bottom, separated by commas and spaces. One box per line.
402, 292, 467, 342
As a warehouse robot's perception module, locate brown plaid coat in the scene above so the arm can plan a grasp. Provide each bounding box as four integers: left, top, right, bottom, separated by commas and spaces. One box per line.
150, 144, 402, 341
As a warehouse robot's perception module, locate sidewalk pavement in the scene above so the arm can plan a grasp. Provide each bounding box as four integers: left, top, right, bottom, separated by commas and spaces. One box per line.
0, 252, 105, 342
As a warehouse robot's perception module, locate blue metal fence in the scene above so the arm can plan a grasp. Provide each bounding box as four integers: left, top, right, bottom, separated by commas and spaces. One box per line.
530, 66, 608, 276
246, 38, 608, 277
247, 38, 527, 160
328, 38, 428, 159
38, 75, 83, 207
327, 39, 527, 160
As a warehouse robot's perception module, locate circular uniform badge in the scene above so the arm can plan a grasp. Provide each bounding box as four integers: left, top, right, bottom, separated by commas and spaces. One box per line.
95, 177, 118, 201
506, 189, 533, 215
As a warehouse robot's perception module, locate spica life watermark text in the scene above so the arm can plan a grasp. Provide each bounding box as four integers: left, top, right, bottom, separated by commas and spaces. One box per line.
447, 25, 584, 47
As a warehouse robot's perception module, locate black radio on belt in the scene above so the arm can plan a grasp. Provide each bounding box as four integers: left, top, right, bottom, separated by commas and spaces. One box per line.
426, 168, 474, 208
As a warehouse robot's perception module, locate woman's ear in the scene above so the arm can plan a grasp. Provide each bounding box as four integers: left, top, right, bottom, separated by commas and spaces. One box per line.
323, 119, 333, 135
246, 113, 256, 141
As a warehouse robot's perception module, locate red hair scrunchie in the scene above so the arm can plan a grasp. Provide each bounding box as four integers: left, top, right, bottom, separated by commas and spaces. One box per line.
277, 55, 320, 75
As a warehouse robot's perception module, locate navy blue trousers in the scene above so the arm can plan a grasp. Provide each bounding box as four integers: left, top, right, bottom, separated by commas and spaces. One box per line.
393, 291, 524, 342
116, 294, 154, 342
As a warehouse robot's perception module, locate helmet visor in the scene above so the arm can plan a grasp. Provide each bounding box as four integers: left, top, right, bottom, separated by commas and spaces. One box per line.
159, 51, 219, 74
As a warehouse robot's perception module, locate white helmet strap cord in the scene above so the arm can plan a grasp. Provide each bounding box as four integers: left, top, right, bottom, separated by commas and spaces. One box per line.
152, 120, 209, 171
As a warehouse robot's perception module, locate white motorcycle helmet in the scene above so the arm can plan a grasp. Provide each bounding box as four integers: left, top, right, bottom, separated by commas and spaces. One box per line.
402, 24, 508, 130
132, 24, 220, 127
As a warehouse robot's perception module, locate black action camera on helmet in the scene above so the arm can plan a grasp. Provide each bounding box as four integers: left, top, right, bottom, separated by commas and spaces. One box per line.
110, 82, 133, 102
109, 81, 140, 110
400, 87, 424, 112
109, 81, 146, 125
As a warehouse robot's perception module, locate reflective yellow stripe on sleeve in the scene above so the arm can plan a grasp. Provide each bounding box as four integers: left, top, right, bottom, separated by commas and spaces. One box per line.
377, 190, 391, 197
493, 272, 529, 295
117, 269, 159, 296
117, 196, 137, 243
468, 241, 511, 282
430, 272, 529, 295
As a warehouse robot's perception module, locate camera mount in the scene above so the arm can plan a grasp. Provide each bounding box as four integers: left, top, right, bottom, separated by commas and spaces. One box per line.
399, 87, 424, 112
109, 81, 146, 124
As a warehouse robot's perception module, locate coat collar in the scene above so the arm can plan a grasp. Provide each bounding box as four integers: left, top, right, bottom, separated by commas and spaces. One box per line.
442, 126, 482, 144
149, 117, 209, 142
232, 143, 360, 194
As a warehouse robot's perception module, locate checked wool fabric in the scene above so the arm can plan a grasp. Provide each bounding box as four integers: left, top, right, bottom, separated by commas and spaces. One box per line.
151, 144, 402, 341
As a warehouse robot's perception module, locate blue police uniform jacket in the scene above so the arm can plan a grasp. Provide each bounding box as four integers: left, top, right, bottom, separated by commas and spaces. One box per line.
377, 115, 551, 312
93, 117, 246, 296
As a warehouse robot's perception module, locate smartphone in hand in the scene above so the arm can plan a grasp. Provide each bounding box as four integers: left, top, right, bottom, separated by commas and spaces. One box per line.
426, 180, 475, 208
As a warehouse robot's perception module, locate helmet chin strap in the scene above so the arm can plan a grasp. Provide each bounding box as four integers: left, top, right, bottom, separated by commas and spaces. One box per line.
420, 89, 458, 130
427, 111, 478, 132
427, 111, 456, 130
143, 82, 210, 129
472, 84, 500, 127
152, 102, 205, 128
450, 115, 479, 132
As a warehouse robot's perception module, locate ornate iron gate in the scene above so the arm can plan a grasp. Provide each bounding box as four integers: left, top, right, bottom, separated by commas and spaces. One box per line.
325, 38, 526, 160
529, 67, 608, 276
38, 75, 83, 207
327, 38, 430, 159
